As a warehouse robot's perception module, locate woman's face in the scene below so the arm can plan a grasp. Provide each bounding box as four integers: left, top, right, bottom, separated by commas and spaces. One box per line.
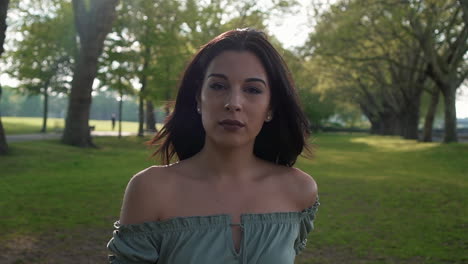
198, 50, 271, 148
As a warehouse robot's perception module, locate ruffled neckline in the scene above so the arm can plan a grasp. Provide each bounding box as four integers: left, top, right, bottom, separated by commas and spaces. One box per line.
115, 199, 319, 234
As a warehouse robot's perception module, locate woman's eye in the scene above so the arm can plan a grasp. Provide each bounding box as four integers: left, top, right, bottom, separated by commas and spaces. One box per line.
209, 83, 225, 90
245, 86, 262, 94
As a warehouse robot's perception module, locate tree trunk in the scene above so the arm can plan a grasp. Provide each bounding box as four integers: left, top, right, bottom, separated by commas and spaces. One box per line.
0, 114, 7, 155
62, 53, 95, 146
118, 87, 123, 139
0, 0, 7, 56
165, 105, 171, 117
422, 88, 440, 142
400, 107, 420, 140
146, 100, 156, 132
41, 87, 49, 133
400, 95, 421, 140
381, 113, 400, 135
0, 0, 10, 155
405, 109, 420, 140
62, 0, 118, 147
428, 71, 460, 143
360, 104, 380, 134
441, 84, 458, 143
138, 95, 145, 137
138, 45, 150, 137
370, 120, 382, 134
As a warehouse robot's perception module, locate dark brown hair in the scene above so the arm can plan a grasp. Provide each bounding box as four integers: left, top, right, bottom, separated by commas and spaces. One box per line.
149, 28, 310, 166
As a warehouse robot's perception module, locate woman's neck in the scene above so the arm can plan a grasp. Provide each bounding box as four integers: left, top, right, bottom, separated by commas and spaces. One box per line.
192, 141, 261, 183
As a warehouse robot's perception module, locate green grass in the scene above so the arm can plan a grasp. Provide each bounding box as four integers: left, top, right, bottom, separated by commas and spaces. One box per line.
0, 137, 155, 234
0, 133, 466, 263
297, 133, 467, 263
1, 116, 141, 134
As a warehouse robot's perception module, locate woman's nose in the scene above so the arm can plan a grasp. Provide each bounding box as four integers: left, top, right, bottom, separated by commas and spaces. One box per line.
224, 89, 242, 112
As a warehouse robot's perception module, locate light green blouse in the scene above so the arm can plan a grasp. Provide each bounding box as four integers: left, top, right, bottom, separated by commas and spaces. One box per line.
107, 199, 319, 264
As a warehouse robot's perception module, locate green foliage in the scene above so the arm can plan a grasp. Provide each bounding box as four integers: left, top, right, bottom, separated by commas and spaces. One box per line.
6, 1, 75, 96
303, 0, 436, 135
106, 0, 191, 106
0, 86, 24, 116
281, 48, 337, 128
4, 0, 393, 133
298, 88, 335, 129
303, 0, 466, 138
106, 0, 303, 108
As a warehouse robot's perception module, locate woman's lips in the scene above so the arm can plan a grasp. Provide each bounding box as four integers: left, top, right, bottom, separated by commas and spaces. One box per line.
219, 119, 245, 131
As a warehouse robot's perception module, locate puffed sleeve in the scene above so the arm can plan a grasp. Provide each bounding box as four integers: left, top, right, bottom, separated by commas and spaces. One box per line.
107, 221, 160, 264
294, 197, 320, 255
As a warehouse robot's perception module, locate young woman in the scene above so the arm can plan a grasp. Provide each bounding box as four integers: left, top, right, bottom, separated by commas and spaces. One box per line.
107, 28, 319, 264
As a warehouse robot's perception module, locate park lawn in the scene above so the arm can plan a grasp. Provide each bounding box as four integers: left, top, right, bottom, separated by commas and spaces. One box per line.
0, 133, 466, 263
1, 116, 141, 134
296, 133, 467, 264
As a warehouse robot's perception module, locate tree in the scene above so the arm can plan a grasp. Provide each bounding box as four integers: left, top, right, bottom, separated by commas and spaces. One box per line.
6, 1, 74, 133
303, 0, 432, 139
113, 0, 183, 136
376, 0, 468, 142
282, 48, 337, 129
98, 18, 138, 138
62, 0, 119, 147
422, 84, 441, 142
408, 0, 467, 142
0, 0, 10, 155
113, 0, 301, 138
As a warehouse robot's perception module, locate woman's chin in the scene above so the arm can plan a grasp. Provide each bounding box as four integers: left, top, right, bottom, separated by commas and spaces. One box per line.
206, 135, 253, 149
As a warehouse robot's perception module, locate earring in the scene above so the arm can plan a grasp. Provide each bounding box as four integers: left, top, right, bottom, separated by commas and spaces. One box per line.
197, 106, 201, 114
265, 114, 272, 122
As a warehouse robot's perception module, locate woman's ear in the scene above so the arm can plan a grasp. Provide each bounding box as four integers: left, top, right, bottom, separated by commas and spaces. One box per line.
196, 92, 201, 114
265, 110, 273, 122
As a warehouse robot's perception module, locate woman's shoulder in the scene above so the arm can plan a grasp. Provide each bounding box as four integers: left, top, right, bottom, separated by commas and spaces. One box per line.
132, 164, 180, 182
119, 165, 180, 225
271, 165, 318, 210
126, 165, 180, 194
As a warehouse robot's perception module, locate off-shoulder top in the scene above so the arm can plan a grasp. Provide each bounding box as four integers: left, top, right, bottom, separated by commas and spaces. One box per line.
107, 199, 319, 264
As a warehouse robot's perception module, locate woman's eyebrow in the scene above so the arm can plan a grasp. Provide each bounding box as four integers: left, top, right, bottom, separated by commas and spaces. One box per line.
245, 78, 266, 86
207, 73, 228, 80
207, 73, 266, 86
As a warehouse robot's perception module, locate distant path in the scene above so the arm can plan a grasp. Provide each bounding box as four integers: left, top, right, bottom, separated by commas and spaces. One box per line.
6, 131, 138, 143
6, 131, 467, 143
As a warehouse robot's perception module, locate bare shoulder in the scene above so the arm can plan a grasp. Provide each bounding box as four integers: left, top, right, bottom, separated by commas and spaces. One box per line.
278, 166, 318, 210
119, 165, 177, 225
